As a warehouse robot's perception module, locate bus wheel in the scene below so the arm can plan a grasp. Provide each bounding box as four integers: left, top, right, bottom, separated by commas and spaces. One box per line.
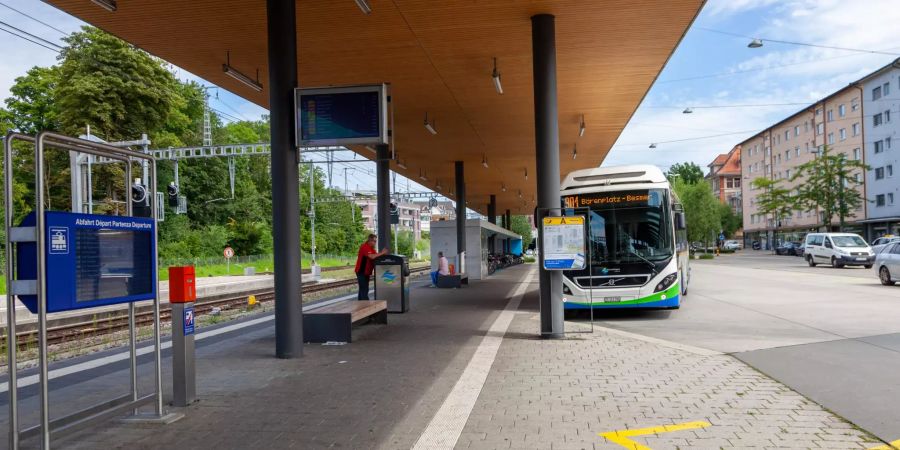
880, 266, 895, 286
807, 255, 817, 267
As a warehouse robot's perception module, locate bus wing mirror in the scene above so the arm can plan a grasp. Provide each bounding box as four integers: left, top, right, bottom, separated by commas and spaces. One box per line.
675, 212, 686, 230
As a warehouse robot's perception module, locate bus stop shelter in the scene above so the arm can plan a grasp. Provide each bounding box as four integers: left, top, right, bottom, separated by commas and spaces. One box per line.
45, 0, 704, 355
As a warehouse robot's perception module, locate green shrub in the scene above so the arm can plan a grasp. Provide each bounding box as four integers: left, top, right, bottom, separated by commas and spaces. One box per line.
524, 256, 536, 263
698, 254, 715, 260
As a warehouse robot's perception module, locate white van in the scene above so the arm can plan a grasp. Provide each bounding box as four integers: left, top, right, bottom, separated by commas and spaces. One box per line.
803, 233, 874, 268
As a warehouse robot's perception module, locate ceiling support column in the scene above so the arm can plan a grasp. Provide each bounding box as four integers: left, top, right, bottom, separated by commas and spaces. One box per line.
455, 161, 467, 274
488, 195, 497, 224
376, 144, 391, 252
267, 0, 303, 358
532, 13, 564, 339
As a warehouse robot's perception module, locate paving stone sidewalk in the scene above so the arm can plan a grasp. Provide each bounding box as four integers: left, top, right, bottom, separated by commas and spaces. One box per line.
454, 300, 883, 449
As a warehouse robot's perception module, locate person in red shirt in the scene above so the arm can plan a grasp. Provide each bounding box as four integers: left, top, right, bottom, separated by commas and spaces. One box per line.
355, 233, 388, 300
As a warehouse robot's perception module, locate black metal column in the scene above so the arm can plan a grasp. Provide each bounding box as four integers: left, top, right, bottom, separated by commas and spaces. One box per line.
488, 195, 497, 224
532, 14, 564, 339
455, 161, 466, 273
268, 0, 302, 358
505, 209, 511, 230
376, 144, 391, 252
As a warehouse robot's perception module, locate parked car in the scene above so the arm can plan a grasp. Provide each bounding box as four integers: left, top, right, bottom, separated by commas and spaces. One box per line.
876, 242, 900, 285
871, 236, 900, 254
751, 240, 761, 250
803, 233, 874, 268
723, 240, 742, 250
775, 242, 803, 256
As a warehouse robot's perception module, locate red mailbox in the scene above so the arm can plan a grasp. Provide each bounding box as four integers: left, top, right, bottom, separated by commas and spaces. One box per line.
169, 266, 196, 303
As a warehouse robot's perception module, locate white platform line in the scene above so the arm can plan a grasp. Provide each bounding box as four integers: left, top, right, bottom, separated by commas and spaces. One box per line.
592, 324, 723, 356
0, 292, 361, 393
412, 271, 534, 450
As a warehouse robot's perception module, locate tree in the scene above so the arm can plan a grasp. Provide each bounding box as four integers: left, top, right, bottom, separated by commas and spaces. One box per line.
55, 26, 181, 140
752, 177, 793, 251
673, 179, 721, 247
667, 162, 704, 184
717, 203, 742, 238
791, 145, 868, 231
4, 66, 59, 134
510, 215, 534, 251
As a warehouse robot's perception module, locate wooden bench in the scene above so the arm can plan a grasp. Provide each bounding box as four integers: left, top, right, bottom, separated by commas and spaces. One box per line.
436, 274, 469, 288
303, 300, 387, 343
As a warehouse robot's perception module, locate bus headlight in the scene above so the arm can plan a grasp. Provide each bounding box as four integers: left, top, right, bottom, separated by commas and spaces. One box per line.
563, 284, 572, 295
654, 273, 678, 293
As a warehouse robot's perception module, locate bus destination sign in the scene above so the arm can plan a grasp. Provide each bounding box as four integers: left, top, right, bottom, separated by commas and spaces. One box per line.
563, 190, 660, 209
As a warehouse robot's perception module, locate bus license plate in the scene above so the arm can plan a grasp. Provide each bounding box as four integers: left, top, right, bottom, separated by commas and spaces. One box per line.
603, 296, 622, 302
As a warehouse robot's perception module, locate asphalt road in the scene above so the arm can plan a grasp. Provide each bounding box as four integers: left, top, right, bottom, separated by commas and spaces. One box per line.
589, 250, 900, 442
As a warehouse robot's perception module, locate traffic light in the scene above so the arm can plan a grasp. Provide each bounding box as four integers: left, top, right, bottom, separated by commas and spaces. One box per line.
131, 179, 150, 217
167, 182, 179, 207
390, 202, 400, 225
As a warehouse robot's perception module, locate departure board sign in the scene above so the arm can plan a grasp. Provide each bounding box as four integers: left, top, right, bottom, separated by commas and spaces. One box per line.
541, 216, 587, 270
16, 211, 157, 313
563, 190, 662, 209
296, 84, 388, 146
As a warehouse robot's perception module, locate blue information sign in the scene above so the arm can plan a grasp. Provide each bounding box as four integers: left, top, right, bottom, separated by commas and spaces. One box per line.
183, 306, 195, 336
16, 211, 157, 313
296, 84, 388, 146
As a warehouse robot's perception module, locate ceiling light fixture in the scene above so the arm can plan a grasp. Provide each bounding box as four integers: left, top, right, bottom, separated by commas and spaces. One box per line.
436, 180, 442, 190
492, 57, 503, 95
683, 107, 693, 114
482, 154, 489, 169
501, 183, 507, 192
579, 114, 585, 137
91, 0, 116, 11
649, 143, 658, 149
524, 168, 528, 180
748, 38, 763, 48
518, 190, 523, 199
419, 168, 428, 181
572, 144, 577, 160
222, 52, 262, 92
397, 159, 407, 170
354, 0, 372, 15
424, 112, 437, 135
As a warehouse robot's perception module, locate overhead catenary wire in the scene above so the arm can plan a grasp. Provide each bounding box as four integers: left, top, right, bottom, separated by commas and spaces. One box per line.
0, 1, 68, 35
0, 19, 62, 51
0, 23, 60, 53
697, 27, 900, 57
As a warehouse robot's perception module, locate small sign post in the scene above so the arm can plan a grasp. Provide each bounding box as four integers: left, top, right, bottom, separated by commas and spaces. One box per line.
541, 216, 587, 271
224, 246, 234, 275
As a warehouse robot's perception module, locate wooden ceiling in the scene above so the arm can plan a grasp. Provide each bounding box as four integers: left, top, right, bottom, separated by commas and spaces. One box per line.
46, 0, 704, 214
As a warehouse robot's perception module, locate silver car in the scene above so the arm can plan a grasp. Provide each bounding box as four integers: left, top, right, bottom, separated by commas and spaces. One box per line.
876, 242, 900, 285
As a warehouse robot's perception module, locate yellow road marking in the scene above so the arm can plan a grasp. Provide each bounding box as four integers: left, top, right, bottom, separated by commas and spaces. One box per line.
868, 440, 900, 450
599, 421, 711, 450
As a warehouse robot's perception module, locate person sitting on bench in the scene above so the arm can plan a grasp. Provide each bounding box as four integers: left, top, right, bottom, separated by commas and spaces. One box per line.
431, 251, 450, 287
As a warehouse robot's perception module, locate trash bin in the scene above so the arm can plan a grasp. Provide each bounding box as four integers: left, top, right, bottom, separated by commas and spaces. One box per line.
374, 254, 411, 313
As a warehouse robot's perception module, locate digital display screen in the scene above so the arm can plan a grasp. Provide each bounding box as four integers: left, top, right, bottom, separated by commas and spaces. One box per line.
75, 228, 153, 302
563, 190, 662, 209
299, 90, 382, 144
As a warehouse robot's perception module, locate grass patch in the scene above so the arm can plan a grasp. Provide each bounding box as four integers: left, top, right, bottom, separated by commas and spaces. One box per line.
698, 254, 715, 260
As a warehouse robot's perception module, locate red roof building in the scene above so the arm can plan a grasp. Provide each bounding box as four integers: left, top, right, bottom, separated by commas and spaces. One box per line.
706, 145, 742, 214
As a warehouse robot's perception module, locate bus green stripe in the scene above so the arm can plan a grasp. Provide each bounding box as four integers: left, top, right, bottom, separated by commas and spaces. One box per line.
566, 282, 680, 306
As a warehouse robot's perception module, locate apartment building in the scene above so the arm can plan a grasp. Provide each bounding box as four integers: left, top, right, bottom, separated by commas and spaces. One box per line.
859, 60, 900, 239
706, 145, 742, 214
741, 84, 865, 248
355, 196, 425, 239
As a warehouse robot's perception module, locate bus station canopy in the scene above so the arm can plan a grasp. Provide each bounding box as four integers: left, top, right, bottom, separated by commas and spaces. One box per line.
46, 0, 703, 214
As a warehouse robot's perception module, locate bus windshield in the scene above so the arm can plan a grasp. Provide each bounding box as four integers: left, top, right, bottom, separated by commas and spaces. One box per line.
564, 189, 673, 265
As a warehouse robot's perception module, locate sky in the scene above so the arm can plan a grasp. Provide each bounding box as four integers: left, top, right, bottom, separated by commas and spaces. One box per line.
2, 0, 900, 189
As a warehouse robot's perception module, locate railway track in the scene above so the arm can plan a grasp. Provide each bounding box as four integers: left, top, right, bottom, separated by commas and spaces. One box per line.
5, 266, 428, 351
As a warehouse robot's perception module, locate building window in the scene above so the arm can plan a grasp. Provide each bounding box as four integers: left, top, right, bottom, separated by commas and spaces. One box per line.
839, 104, 846, 117
885, 82, 891, 96
839, 128, 846, 141
889, 165, 894, 177
794, 125, 800, 136
827, 110, 834, 122
851, 98, 859, 111
776, 134, 781, 144
816, 108, 822, 115
891, 193, 895, 206
856, 173, 862, 183
828, 132, 835, 144
852, 123, 859, 136
816, 123, 824, 135
785, 150, 790, 161
875, 140, 884, 154
795, 146, 800, 157
784, 130, 790, 141
886, 109, 891, 123
874, 113, 883, 127
805, 122, 810, 133
766, 147, 771, 156
853, 148, 861, 160
876, 167, 885, 180
888, 137, 893, 149
874, 86, 883, 101
877, 194, 886, 207
786, 169, 791, 179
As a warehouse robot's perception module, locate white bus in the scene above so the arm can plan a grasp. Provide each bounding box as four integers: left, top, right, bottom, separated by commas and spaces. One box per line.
559, 165, 688, 310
